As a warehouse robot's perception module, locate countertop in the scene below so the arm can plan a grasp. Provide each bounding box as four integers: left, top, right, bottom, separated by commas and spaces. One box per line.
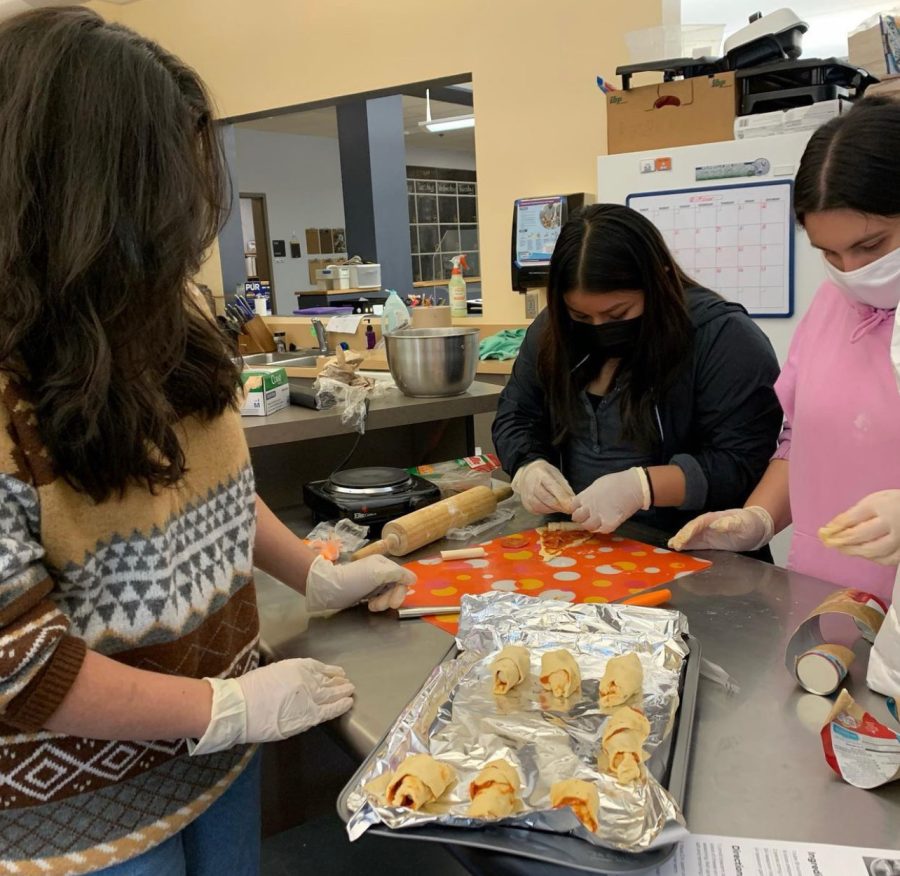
242, 380, 502, 448
256, 507, 900, 852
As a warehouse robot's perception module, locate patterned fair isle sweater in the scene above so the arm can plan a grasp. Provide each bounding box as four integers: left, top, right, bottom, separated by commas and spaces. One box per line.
0, 373, 259, 874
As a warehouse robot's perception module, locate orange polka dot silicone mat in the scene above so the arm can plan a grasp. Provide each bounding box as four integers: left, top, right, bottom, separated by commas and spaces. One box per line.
401, 529, 711, 634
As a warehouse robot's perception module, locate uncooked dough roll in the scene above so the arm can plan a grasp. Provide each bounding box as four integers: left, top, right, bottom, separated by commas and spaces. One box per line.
549, 778, 599, 832
491, 645, 531, 695
599, 652, 643, 708
540, 649, 581, 698
386, 754, 456, 810
468, 758, 520, 819
598, 705, 650, 784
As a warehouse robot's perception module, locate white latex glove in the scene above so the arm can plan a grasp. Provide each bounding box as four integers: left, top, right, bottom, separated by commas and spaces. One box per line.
668, 506, 774, 553
570, 467, 650, 533
820, 490, 900, 565
511, 459, 576, 515
305, 554, 417, 613
189, 658, 354, 755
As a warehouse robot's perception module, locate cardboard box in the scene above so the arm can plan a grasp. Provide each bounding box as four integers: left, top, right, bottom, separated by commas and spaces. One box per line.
868, 74, 900, 99
240, 367, 290, 416
607, 72, 737, 154
849, 15, 900, 77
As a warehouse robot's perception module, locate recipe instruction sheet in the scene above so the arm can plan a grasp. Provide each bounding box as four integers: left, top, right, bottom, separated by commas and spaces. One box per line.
653, 835, 900, 876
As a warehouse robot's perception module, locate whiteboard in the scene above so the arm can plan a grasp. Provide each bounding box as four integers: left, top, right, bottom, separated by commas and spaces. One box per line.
627, 180, 795, 318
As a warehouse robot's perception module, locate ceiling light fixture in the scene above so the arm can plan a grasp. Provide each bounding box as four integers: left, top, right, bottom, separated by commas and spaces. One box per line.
419, 88, 475, 133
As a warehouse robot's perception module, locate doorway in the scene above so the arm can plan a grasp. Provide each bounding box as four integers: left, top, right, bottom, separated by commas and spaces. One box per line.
239, 193, 276, 311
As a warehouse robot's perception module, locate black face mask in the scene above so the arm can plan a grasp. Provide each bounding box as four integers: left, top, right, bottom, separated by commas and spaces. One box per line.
571, 316, 643, 360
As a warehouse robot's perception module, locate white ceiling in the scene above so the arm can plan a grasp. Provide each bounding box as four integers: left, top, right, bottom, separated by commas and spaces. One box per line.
681, 1, 885, 59
239, 95, 476, 155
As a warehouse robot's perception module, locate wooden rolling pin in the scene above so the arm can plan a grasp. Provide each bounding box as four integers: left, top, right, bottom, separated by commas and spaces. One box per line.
352, 484, 513, 560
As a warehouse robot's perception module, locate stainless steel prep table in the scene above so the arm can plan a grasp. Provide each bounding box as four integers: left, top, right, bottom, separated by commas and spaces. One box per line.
256, 506, 900, 852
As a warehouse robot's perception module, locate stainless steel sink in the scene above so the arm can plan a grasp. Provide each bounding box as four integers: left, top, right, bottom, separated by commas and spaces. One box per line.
238, 352, 320, 368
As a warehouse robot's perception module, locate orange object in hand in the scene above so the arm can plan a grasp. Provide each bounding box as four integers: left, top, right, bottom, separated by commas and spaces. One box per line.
619, 588, 672, 608
305, 539, 341, 562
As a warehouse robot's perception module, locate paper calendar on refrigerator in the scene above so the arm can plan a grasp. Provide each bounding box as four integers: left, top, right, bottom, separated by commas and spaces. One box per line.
628, 181, 794, 317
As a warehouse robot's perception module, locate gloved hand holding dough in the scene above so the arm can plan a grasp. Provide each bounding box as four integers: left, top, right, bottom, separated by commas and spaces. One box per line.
540, 649, 581, 699
468, 759, 520, 819
491, 645, 530, 695
598, 706, 651, 784
819, 490, 900, 565
668, 506, 774, 553
599, 652, 643, 708
386, 754, 456, 810
549, 779, 599, 832
511, 459, 576, 515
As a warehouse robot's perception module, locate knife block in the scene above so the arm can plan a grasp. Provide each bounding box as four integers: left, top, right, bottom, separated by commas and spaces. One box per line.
239, 316, 277, 354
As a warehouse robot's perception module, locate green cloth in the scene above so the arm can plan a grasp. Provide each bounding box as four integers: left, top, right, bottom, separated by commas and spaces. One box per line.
478, 328, 527, 361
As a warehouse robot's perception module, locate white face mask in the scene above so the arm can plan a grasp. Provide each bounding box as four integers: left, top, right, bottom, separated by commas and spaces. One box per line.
823, 246, 900, 310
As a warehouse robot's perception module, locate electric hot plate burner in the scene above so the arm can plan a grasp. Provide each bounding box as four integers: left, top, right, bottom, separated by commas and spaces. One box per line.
303, 466, 441, 532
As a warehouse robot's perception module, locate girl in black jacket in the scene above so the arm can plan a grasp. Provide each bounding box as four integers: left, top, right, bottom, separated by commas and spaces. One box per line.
493, 203, 782, 538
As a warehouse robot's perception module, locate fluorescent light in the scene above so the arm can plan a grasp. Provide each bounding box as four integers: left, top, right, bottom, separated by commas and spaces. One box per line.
419, 87, 474, 134
419, 114, 475, 133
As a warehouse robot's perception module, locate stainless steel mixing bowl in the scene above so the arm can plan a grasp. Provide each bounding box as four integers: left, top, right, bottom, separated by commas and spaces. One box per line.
384, 327, 481, 397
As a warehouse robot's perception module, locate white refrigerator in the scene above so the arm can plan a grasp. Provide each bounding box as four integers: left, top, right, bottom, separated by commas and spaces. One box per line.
597, 131, 825, 364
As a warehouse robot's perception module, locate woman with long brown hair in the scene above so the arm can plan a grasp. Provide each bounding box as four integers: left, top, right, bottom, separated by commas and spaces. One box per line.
0, 8, 413, 874
493, 203, 782, 539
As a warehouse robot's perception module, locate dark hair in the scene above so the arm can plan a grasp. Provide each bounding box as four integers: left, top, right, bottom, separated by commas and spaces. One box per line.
0, 7, 239, 501
794, 96, 900, 224
538, 203, 694, 449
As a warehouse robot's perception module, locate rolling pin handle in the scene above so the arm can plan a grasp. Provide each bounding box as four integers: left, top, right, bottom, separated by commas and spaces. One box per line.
352, 539, 388, 561
492, 483, 514, 502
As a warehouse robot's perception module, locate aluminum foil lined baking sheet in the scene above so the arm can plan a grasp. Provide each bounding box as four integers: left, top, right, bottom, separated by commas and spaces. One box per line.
344, 592, 691, 854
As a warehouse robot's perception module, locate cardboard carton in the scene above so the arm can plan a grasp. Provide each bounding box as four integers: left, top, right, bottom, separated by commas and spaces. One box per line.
607, 72, 737, 154
849, 15, 900, 77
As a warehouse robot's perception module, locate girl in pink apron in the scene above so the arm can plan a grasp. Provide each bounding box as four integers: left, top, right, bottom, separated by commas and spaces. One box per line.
671, 98, 900, 618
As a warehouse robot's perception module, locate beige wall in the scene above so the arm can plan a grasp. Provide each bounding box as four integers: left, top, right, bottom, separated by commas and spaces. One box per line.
90, 0, 662, 323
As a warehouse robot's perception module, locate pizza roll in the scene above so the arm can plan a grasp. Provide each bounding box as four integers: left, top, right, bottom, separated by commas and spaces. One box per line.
550, 778, 599, 832
599, 652, 643, 708
491, 644, 530, 695
363, 772, 392, 804
598, 705, 651, 784
385, 754, 456, 810
540, 649, 581, 699
468, 758, 520, 819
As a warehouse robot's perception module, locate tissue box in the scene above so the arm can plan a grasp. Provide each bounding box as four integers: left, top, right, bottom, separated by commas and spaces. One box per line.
240, 368, 290, 417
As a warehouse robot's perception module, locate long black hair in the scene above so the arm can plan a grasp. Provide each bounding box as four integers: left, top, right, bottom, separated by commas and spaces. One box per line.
795, 96, 900, 224
538, 203, 694, 449
0, 7, 239, 502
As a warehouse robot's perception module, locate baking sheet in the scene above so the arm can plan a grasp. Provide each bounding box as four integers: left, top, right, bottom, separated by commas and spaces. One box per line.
338, 592, 700, 872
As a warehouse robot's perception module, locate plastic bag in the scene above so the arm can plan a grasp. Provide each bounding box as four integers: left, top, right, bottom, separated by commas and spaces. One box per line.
314, 377, 369, 432
313, 347, 394, 433
408, 454, 502, 498
445, 498, 517, 541
304, 518, 370, 561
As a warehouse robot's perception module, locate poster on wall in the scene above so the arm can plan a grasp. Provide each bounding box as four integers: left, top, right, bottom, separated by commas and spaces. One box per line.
514, 196, 564, 266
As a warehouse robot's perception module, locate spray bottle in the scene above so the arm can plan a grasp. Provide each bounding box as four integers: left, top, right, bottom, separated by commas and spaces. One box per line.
449, 254, 468, 318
